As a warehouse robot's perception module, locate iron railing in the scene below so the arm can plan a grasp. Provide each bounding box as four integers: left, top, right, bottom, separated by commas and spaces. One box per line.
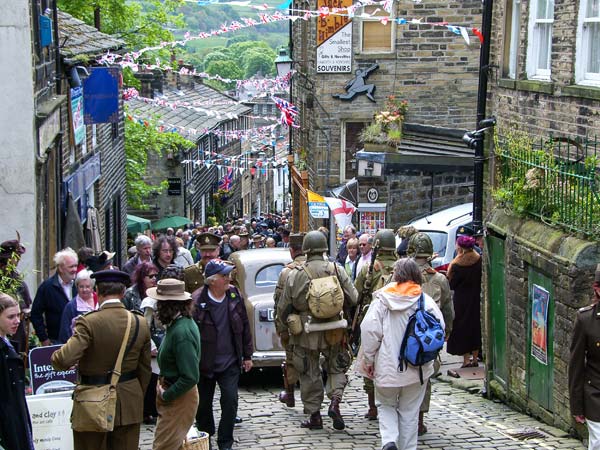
494, 133, 600, 238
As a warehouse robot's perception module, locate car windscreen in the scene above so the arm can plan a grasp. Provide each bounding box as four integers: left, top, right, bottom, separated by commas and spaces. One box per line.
255, 264, 285, 288
423, 231, 448, 258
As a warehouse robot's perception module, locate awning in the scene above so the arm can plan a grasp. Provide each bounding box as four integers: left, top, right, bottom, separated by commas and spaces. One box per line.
151, 216, 192, 231
127, 214, 151, 234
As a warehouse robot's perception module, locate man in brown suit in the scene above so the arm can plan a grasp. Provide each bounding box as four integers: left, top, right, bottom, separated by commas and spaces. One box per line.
52, 270, 151, 450
184, 232, 221, 293
569, 264, 600, 448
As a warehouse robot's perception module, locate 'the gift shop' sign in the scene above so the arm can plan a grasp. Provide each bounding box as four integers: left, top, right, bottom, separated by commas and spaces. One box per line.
29, 345, 77, 395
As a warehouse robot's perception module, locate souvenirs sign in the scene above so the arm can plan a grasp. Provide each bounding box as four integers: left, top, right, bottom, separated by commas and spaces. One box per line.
316, 0, 352, 73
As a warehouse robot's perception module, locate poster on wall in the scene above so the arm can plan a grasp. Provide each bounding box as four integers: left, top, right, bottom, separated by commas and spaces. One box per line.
359, 211, 385, 235
531, 284, 549, 365
316, 0, 352, 73
70, 87, 86, 145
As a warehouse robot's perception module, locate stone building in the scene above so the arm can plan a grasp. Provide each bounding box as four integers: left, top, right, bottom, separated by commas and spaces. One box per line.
289, 0, 482, 230
127, 73, 252, 224
0, 2, 127, 286
483, 0, 600, 434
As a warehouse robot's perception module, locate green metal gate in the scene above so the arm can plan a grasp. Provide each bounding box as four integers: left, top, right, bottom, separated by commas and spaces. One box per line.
527, 267, 554, 411
487, 235, 507, 384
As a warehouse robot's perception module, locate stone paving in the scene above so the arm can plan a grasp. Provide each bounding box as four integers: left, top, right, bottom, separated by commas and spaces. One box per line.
139, 362, 585, 450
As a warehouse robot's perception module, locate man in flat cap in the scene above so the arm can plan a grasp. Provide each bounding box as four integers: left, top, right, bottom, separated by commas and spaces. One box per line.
274, 233, 305, 407
51, 270, 151, 450
0, 234, 31, 352
251, 233, 265, 249
238, 228, 250, 251
184, 232, 221, 293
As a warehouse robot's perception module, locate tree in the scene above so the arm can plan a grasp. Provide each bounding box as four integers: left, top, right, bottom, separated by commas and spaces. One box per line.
125, 114, 195, 210
205, 60, 244, 90
243, 51, 275, 78
57, 0, 186, 49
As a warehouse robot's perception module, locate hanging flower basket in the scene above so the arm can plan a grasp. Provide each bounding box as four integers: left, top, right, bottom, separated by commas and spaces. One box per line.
360, 95, 408, 151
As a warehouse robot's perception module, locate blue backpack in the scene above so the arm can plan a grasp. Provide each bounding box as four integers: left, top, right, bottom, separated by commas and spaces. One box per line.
398, 293, 445, 384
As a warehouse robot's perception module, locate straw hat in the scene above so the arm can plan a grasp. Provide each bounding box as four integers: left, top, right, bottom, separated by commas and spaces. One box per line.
146, 278, 192, 301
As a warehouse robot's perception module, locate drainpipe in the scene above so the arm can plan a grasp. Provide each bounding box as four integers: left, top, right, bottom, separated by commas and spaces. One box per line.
472, 0, 494, 235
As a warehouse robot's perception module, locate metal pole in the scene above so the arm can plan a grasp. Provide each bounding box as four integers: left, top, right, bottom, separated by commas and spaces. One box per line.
472, 0, 494, 235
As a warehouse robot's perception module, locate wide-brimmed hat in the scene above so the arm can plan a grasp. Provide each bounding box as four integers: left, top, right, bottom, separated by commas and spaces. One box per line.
252, 233, 265, 242
204, 259, 235, 278
86, 251, 116, 272
146, 278, 192, 301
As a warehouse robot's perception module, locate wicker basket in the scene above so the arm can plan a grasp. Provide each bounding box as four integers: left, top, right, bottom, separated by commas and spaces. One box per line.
182, 432, 210, 450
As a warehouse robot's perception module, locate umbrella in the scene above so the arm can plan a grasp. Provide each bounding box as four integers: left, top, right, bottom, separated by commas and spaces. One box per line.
127, 214, 151, 234
151, 216, 192, 231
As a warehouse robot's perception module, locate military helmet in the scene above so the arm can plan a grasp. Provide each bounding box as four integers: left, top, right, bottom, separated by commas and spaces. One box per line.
374, 229, 396, 252
407, 232, 434, 258
302, 230, 328, 254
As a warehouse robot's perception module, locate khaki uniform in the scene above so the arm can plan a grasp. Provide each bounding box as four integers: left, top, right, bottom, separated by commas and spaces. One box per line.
279, 256, 358, 414
274, 254, 306, 386
354, 253, 397, 394
417, 259, 453, 414
569, 302, 600, 422
184, 262, 206, 294
51, 301, 152, 450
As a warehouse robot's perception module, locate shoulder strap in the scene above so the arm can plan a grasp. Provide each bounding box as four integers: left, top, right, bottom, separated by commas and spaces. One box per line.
418, 293, 425, 311
303, 264, 316, 281
110, 312, 133, 386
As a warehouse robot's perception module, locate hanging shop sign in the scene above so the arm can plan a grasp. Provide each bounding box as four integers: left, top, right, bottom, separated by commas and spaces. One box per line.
316, 0, 352, 73
83, 67, 120, 124
70, 87, 85, 145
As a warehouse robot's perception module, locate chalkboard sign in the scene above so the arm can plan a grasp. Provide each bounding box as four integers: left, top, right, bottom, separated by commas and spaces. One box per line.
168, 178, 182, 196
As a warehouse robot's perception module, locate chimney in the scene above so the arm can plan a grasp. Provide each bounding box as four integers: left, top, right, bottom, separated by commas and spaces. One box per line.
136, 72, 154, 99
151, 69, 163, 94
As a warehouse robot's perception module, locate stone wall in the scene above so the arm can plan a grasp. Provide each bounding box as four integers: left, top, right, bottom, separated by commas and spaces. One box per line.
485, 210, 600, 434
292, 0, 481, 194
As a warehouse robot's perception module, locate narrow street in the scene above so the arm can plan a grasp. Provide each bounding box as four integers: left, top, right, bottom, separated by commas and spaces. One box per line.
139, 363, 585, 450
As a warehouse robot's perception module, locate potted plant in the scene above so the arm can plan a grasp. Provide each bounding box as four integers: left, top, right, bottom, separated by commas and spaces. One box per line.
360, 95, 408, 151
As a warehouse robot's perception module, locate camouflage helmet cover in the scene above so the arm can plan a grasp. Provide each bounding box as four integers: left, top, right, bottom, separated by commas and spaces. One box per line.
397, 225, 418, 239
407, 232, 434, 258
374, 229, 396, 252
302, 230, 328, 254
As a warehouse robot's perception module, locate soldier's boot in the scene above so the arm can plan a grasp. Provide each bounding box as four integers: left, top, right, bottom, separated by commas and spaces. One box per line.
300, 411, 323, 430
278, 385, 295, 408
364, 391, 378, 420
328, 397, 345, 430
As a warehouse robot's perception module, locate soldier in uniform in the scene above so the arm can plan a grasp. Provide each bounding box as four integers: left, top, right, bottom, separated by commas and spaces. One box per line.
407, 232, 454, 436
51, 270, 151, 450
238, 229, 250, 250
184, 232, 221, 293
569, 264, 600, 448
279, 231, 358, 430
273, 233, 306, 407
353, 229, 398, 420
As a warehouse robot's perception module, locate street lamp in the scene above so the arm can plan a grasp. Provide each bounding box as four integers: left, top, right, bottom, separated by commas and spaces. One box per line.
274, 47, 293, 78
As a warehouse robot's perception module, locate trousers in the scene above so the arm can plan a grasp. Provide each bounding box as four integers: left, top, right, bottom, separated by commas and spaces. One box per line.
376, 382, 427, 450
292, 344, 351, 415
419, 358, 440, 413
196, 363, 240, 450
587, 419, 600, 450
73, 423, 140, 450
153, 385, 199, 450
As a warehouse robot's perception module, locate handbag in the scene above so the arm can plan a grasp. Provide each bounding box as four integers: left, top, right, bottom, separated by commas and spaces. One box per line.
71, 312, 133, 432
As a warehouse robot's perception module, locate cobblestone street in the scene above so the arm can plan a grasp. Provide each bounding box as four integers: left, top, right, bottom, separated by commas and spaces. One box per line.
139, 364, 585, 450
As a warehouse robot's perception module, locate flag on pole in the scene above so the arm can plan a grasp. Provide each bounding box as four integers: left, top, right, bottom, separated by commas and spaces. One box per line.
324, 197, 356, 231
218, 167, 234, 191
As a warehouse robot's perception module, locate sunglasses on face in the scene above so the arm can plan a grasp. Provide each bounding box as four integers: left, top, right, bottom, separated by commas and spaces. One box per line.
146, 274, 158, 280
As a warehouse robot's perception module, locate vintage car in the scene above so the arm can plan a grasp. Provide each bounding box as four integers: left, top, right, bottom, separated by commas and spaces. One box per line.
229, 248, 292, 368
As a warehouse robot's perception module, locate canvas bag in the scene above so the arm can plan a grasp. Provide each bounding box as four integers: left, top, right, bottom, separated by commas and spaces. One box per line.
304, 263, 344, 319
71, 312, 133, 432
398, 293, 445, 384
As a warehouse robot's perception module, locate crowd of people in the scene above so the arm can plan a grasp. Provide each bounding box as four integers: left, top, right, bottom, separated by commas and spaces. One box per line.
16, 211, 600, 450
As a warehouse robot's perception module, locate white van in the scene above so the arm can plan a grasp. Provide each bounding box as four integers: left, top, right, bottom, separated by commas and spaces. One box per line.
399, 202, 473, 272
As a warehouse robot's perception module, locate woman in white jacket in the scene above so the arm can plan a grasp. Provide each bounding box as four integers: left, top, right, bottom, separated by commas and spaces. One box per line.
357, 258, 445, 450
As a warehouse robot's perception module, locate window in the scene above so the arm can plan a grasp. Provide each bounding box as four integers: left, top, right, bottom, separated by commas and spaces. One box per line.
576, 0, 600, 85
526, 0, 554, 80
255, 264, 285, 288
503, 0, 521, 78
341, 122, 366, 181
360, 5, 394, 53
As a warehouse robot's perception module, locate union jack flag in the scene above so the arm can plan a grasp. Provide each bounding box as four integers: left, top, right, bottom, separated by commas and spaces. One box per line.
271, 96, 299, 128
218, 167, 234, 191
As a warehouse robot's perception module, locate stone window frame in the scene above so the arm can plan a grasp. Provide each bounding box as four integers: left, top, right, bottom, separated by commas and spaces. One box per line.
502, 0, 522, 79
575, 0, 600, 86
526, 0, 554, 81
358, 5, 396, 54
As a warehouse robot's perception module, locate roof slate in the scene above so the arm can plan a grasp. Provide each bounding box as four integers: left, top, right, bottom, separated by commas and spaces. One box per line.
126, 81, 252, 141
57, 10, 124, 63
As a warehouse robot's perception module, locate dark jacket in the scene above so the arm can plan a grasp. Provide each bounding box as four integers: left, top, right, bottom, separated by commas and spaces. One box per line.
58, 297, 92, 344
0, 338, 33, 450
569, 301, 600, 421
31, 272, 76, 342
192, 286, 253, 377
